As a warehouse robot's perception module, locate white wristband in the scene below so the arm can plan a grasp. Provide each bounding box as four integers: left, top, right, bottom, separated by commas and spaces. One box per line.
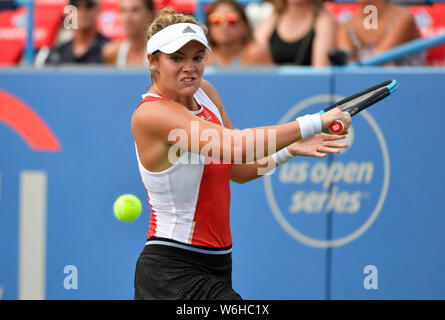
271, 147, 294, 165
296, 113, 322, 139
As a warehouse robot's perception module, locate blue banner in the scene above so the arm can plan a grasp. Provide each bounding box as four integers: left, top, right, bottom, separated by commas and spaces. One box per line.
0, 67, 444, 299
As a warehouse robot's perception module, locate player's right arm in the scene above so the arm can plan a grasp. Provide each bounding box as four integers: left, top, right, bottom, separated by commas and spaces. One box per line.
131, 99, 349, 171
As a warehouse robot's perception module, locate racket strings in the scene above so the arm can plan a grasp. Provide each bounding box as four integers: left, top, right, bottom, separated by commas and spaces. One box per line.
321, 80, 397, 116
337, 87, 387, 112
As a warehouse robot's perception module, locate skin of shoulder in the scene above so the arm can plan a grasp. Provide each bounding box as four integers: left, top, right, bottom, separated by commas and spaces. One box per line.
374, 5, 420, 53
312, 8, 337, 66
131, 93, 230, 172
254, 12, 278, 49
336, 4, 418, 59
335, 18, 354, 52
131, 80, 241, 172
200, 79, 235, 129
102, 40, 122, 64
131, 81, 235, 151
242, 41, 273, 65
315, 8, 337, 30
392, 5, 420, 40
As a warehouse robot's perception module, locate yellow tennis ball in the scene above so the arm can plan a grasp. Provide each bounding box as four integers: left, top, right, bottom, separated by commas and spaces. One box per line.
113, 194, 142, 222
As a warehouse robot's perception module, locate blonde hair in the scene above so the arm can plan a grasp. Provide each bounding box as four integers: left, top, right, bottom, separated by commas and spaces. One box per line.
147, 7, 208, 83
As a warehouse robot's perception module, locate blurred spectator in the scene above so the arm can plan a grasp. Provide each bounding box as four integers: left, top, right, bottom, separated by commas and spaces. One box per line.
254, 0, 337, 66
245, 0, 274, 30
336, 0, 425, 65
43, 0, 110, 65
0, 0, 18, 10
102, 0, 155, 68
205, 0, 272, 67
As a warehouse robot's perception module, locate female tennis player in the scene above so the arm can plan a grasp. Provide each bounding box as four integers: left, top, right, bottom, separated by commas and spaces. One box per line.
132, 8, 351, 300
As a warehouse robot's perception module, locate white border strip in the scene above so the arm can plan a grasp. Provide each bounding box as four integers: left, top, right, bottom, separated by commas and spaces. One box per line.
19, 171, 47, 300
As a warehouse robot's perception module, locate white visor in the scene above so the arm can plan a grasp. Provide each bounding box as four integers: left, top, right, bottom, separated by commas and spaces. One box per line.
146, 23, 212, 55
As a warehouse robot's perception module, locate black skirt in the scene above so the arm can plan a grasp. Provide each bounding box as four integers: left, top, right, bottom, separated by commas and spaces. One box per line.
134, 242, 242, 300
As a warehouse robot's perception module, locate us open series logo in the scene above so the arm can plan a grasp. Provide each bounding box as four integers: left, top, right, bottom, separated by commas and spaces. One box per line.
264, 95, 390, 248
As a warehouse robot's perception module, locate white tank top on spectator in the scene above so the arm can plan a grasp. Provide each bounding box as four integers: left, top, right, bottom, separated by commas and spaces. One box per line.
117, 41, 150, 68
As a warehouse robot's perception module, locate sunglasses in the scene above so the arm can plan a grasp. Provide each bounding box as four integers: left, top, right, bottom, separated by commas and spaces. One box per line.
208, 13, 239, 25
69, 0, 97, 9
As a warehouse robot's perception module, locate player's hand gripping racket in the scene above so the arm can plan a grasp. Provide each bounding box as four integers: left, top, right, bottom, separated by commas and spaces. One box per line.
319, 79, 399, 134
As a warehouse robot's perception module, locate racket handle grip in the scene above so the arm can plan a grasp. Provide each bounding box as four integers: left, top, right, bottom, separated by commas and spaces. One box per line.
329, 120, 344, 134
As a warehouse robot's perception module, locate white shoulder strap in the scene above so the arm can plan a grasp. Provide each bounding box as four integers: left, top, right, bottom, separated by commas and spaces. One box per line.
194, 87, 224, 125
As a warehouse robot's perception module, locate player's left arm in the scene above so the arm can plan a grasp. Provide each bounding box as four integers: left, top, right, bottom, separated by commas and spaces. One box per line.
200, 79, 277, 183
200, 80, 347, 184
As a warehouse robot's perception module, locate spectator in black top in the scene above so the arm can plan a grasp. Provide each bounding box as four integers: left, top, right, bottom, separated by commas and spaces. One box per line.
45, 0, 110, 65
254, 0, 336, 66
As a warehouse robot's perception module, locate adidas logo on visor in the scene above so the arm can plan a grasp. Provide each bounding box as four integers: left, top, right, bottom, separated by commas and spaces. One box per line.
182, 26, 196, 34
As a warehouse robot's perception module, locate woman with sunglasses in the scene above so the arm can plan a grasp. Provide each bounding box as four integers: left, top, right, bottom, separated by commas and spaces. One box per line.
132, 7, 351, 300
255, 0, 336, 66
205, 0, 272, 66
102, 0, 155, 68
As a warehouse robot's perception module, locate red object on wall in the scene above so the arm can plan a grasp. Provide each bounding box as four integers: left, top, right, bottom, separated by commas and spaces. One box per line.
409, 4, 445, 66
0, 88, 61, 152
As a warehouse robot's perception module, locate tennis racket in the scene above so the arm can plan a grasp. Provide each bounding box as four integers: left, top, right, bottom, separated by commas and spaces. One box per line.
319, 79, 399, 134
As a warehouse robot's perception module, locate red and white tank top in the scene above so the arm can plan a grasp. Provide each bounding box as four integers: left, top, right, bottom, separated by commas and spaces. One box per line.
134, 88, 233, 253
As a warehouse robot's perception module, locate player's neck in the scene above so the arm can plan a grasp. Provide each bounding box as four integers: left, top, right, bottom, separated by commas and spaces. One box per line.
149, 84, 198, 111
